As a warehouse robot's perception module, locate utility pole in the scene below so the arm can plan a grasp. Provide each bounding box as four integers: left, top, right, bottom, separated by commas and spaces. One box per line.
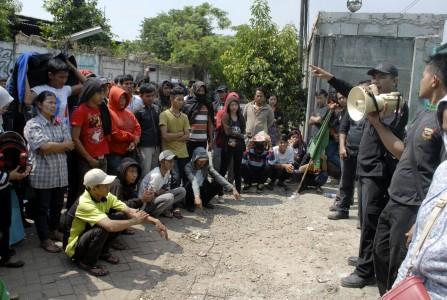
298, 0, 309, 73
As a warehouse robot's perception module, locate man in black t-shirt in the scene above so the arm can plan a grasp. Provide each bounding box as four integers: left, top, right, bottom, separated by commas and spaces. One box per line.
368, 54, 447, 295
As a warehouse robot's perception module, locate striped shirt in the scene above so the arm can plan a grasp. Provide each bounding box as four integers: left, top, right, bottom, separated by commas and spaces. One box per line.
242, 148, 273, 169
24, 114, 70, 189
189, 106, 208, 142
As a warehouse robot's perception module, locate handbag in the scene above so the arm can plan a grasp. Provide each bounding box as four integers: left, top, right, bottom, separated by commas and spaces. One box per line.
381, 194, 447, 300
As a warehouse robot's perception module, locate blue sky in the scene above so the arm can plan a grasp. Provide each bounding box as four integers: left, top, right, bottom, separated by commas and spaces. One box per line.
21, 0, 447, 41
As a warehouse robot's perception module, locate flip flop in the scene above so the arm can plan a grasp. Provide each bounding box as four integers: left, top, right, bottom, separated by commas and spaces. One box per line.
172, 209, 183, 219
78, 261, 109, 276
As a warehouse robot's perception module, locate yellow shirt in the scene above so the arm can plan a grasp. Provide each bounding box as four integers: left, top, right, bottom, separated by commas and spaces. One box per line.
65, 191, 127, 257
159, 109, 190, 158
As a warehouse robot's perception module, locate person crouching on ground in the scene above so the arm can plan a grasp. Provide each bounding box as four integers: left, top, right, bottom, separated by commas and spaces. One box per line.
266, 134, 294, 191
139, 150, 186, 219
185, 147, 240, 212
241, 132, 272, 192
63, 168, 168, 277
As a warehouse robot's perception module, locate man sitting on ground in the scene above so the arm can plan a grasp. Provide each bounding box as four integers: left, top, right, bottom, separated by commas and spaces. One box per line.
266, 134, 294, 190
139, 150, 186, 219
63, 169, 168, 277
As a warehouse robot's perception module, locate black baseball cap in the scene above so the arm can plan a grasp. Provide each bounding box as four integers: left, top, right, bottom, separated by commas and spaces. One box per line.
367, 63, 398, 77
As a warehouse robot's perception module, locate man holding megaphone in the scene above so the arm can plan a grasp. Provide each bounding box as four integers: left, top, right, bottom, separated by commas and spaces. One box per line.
310, 63, 409, 289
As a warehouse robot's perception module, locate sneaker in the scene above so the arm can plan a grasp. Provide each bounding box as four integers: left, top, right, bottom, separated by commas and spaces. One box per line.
265, 182, 274, 190
347, 256, 358, 267
257, 183, 264, 191
327, 211, 349, 220
40, 239, 61, 253
340, 273, 376, 288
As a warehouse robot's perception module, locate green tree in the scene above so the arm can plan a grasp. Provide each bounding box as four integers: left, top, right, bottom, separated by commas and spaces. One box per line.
41, 0, 112, 47
0, 0, 22, 41
221, 0, 306, 127
140, 3, 233, 80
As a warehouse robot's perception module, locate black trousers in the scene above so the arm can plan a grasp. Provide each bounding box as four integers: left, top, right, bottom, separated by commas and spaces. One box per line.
269, 167, 291, 183
0, 186, 12, 260
72, 212, 125, 267
336, 151, 358, 212
184, 179, 221, 210
242, 165, 269, 185
373, 199, 419, 295
220, 144, 244, 192
355, 176, 390, 278
33, 187, 65, 242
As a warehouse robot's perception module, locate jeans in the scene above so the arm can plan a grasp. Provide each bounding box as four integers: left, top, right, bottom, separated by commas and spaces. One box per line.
220, 144, 244, 192
172, 158, 189, 187
184, 180, 221, 210
33, 187, 65, 242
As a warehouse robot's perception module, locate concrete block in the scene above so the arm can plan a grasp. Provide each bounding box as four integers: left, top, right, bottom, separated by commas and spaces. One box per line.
398, 23, 443, 38
340, 23, 358, 35
358, 23, 398, 37
42, 283, 60, 298
56, 281, 74, 296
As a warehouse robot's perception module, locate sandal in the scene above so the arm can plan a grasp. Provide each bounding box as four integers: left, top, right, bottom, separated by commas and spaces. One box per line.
40, 239, 61, 253
78, 261, 109, 276
99, 253, 120, 265
172, 209, 183, 219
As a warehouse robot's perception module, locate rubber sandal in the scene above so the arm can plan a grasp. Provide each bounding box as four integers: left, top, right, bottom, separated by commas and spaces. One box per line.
78, 261, 109, 276
172, 209, 183, 219
99, 253, 120, 265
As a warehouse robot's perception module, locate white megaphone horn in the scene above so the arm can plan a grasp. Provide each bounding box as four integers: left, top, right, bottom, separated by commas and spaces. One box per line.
347, 86, 403, 121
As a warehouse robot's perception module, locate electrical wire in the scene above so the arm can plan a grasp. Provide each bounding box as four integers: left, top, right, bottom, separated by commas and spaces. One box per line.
401, 0, 421, 13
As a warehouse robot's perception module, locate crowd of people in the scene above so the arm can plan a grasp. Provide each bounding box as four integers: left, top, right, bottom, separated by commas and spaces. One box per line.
0, 54, 315, 279
1, 49, 447, 299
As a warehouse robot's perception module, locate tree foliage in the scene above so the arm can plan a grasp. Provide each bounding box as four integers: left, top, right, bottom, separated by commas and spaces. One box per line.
41, 0, 112, 47
221, 0, 306, 127
140, 3, 233, 80
0, 0, 22, 41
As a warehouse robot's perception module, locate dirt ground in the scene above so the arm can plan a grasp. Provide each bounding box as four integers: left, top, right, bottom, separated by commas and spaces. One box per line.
137, 182, 380, 300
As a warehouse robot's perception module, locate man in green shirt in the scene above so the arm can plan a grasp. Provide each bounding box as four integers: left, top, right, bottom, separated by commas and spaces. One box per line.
63, 168, 168, 276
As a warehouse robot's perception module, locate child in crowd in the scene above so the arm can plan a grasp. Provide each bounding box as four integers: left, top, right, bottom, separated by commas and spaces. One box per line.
241, 132, 272, 191
107, 85, 141, 176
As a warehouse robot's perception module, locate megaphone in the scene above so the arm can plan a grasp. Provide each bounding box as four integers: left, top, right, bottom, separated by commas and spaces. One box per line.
347, 86, 403, 121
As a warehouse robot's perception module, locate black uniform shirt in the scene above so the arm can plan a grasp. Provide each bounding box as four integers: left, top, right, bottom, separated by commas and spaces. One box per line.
388, 109, 444, 206
339, 110, 365, 152
356, 103, 409, 177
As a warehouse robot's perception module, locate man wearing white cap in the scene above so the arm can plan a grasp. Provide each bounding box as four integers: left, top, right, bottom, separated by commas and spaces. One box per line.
63, 168, 168, 277
139, 150, 186, 218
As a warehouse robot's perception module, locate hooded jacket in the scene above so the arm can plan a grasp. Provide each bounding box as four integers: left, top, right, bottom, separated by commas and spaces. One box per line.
183, 81, 214, 125
218, 93, 246, 149
156, 80, 172, 111
184, 147, 233, 198
79, 78, 112, 135
108, 86, 141, 155
109, 157, 142, 209
0, 86, 14, 129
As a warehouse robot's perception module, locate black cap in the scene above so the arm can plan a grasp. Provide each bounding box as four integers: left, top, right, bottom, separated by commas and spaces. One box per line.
216, 85, 228, 92
367, 63, 398, 77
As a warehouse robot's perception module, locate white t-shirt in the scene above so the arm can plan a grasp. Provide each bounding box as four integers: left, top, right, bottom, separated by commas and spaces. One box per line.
139, 167, 171, 196
127, 95, 144, 113
32, 85, 72, 126
271, 145, 294, 164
